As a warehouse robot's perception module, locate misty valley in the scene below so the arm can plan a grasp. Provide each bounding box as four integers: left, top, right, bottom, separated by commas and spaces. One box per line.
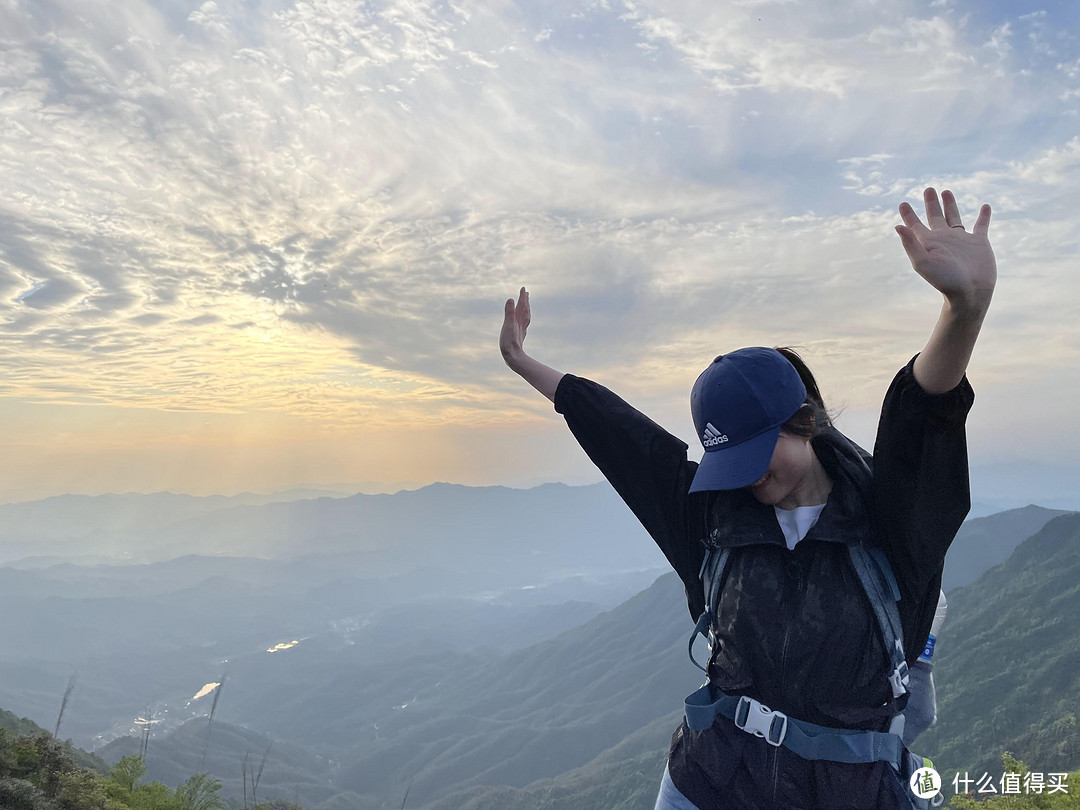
1, 485, 1079, 808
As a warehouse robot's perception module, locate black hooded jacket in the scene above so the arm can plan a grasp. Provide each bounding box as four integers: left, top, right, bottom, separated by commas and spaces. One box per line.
553, 357, 974, 809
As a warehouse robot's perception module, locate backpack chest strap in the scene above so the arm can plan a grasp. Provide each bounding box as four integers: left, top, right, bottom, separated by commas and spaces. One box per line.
683, 684, 906, 767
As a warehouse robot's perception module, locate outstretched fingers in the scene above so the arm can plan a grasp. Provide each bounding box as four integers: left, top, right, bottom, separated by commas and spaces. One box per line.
501, 288, 531, 360
903, 188, 990, 235
923, 187, 947, 228
518, 287, 530, 328
504, 288, 529, 320
895, 224, 928, 268
941, 189, 963, 229
898, 202, 930, 237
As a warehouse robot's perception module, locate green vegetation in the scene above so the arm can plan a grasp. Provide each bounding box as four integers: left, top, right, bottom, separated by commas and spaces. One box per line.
421, 749, 668, 810
0, 725, 303, 810
922, 514, 1080, 787
944, 753, 1080, 808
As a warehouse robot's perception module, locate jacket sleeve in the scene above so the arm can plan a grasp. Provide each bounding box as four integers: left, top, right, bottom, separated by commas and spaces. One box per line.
872, 355, 975, 665
554, 374, 708, 591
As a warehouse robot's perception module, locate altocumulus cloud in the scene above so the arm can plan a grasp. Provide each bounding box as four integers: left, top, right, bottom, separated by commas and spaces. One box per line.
0, 0, 1077, 432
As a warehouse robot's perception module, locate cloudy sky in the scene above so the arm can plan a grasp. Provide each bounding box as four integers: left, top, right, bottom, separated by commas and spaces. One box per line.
0, 0, 1078, 500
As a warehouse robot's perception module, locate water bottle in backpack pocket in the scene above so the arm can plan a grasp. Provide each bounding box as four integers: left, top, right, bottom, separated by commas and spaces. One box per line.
902, 590, 947, 745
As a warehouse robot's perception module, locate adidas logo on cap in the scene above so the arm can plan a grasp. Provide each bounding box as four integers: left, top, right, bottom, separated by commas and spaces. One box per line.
702, 422, 729, 447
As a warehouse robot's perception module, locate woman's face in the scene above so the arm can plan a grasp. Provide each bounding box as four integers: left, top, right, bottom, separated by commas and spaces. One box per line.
745, 431, 824, 509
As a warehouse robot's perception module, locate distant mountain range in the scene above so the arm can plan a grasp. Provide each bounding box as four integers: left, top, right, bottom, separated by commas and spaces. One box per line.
0, 484, 1077, 808
88, 507, 1080, 809
0, 483, 669, 579
0, 482, 676, 753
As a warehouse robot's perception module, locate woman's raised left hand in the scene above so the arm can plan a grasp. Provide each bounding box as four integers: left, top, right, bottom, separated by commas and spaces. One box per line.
895, 188, 996, 316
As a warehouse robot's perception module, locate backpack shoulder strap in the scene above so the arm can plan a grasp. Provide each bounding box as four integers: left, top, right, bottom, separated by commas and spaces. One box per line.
690, 541, 911, 711
688, 546, 731, 673
847, 543, 910, 703
701, 545, 731, 616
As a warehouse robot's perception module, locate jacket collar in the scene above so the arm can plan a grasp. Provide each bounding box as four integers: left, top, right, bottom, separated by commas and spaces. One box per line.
704, 427, 873, 549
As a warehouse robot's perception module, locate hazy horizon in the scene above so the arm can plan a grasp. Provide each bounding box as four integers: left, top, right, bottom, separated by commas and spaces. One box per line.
2, 457, 1079, 513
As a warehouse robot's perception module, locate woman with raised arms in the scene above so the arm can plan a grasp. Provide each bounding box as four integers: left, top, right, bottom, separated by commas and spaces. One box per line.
499, 189, 995, 809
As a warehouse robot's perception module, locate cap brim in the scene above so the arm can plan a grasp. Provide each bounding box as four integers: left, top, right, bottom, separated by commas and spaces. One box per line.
688, 425, 781, 493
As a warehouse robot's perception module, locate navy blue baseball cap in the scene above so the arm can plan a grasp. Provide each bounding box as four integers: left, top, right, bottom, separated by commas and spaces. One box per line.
688, 347, 807, 492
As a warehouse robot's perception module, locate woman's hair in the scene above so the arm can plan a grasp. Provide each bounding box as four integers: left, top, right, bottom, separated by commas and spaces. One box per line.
775, 347, 832, 439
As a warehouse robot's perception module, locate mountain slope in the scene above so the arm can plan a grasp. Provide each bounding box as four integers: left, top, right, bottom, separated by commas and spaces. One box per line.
920, 512, 1080, 780
942, 505, 1073, 593
99, 717, 336, 806
0, 708, 109, 774
211, 571, 701, 808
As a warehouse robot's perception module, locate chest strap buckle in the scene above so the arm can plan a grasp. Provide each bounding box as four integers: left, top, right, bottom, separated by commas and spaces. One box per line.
734, 695, 788, 747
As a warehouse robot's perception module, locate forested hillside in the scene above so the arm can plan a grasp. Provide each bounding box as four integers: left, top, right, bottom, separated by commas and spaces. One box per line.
1, 709, 293, 810
920, 512, 1080, 792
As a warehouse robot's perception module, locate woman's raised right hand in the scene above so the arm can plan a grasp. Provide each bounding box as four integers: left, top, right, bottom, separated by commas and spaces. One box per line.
500, 286, 531, 367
